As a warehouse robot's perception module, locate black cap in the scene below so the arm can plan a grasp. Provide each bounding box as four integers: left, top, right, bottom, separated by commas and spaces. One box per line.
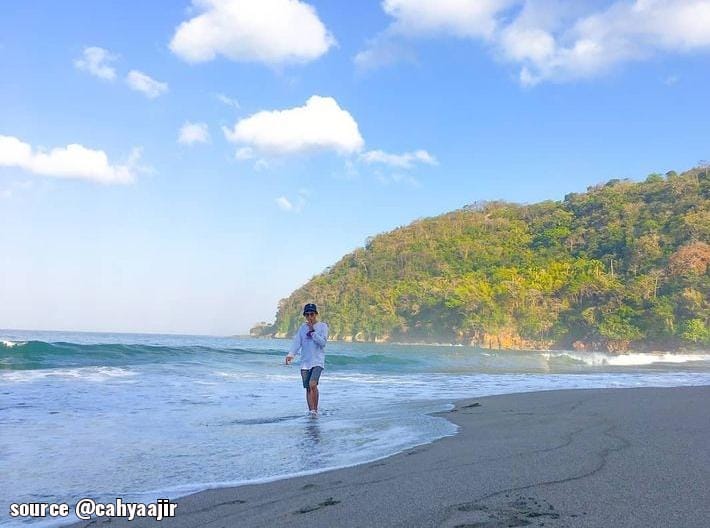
303, 303, 318, 315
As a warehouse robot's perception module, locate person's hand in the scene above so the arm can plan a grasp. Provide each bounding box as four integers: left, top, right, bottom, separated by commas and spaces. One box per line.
285, 356, 292, 365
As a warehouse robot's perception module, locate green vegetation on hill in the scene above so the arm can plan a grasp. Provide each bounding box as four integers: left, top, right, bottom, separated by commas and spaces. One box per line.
253, 168, 710, 351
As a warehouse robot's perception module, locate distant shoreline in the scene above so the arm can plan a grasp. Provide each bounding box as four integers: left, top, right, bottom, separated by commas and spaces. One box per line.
244, 334, 708, 355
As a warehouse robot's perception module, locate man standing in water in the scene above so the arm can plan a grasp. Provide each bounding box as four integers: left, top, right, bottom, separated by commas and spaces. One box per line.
285, 303, 328, 415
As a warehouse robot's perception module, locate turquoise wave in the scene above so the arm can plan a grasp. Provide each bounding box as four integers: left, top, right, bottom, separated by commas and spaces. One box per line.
325, 353, 412, 367
0, 340, 284, 371
0, 340, 416, 372
6, 338, 703, 375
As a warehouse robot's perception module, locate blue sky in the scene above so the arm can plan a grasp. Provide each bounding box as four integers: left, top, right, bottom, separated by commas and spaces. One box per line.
1, 0, 709, 335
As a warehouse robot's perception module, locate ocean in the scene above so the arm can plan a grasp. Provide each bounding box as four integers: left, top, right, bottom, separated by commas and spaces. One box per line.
2, 330, 709, 527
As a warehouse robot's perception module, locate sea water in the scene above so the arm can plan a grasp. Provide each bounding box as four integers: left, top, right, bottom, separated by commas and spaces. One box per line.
2, 330, 709, 526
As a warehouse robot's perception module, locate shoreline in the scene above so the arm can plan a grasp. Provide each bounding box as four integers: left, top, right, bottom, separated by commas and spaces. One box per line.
69, 385, 710, 528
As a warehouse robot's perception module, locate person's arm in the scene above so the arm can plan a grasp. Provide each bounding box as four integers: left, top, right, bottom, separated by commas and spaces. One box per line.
285, 328, 301, 364
312, 323, 328, 348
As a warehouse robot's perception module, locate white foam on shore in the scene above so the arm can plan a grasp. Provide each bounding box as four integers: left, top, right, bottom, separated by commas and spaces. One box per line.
46, 380, 710, 525
0, 366, 137, 383
113, 405, 459, 510
214, 370, 295, 381
545, 351, 710, 366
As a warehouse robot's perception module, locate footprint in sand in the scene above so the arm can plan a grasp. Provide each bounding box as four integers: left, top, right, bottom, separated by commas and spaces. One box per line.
451, 495, 562, 527
295, 497, 341, 514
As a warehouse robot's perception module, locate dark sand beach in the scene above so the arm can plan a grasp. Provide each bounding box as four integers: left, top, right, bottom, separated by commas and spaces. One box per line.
72, 386, 710, 528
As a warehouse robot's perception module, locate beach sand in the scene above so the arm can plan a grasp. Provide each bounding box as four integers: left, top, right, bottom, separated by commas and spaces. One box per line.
71, 386, 710, 528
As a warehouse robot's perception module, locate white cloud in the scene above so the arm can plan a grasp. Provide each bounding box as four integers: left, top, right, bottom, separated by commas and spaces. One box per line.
361, 0, 710, 84
0, 135, 140, 184
499, 25, 556, 64
126, 70, 168, 98
505, 0, 710, 85
74, 46, 118, 81
360, 149, 437, 169
170, 0, 335, 65
275, 196, 294, 211
354, 34, 417, 71
223, 95, 364, 155
178, 122, 210, 145
75, 48, 172, 97
225, 98, 435, 174
357, 0, 516, 70
216, 93, 241, 108
275, 189, 308, 212
383, 0, 517, 39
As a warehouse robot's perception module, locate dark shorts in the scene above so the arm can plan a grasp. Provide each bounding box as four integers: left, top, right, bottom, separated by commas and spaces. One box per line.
301, 366, 323, 389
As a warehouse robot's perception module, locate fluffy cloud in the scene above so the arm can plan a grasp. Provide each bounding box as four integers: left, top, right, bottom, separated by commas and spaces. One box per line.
170, 0, 335, 65
126, 70, 168, 98
360, 149, 437, 169
357, 0, 515, 70
361, 0, 710, 84
74, 46, 118, 81
0, 135, 139, 184
515, 0, 710, 85
223, 95, 364, 155
75, 49, 169, 98
178, 122, 210, 145
383, 0, 517, 39
224, 97, 437, 176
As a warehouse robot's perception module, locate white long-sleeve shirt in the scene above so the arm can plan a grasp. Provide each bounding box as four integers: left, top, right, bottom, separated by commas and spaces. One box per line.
286, 321, 328, 370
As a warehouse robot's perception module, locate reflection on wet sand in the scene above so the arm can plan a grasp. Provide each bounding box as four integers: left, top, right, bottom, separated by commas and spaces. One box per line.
299, 416, 323, 465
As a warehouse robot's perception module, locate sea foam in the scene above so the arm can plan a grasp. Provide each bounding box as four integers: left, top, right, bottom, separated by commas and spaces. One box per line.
1, 366, 137, 383
1, 340, 26, 348
544, 351, 710, 367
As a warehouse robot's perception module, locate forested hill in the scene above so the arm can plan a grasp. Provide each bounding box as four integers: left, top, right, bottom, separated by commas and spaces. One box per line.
253, 168, 710, 351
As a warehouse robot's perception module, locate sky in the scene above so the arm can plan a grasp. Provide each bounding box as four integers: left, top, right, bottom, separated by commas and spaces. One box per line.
1, 0, 709, 335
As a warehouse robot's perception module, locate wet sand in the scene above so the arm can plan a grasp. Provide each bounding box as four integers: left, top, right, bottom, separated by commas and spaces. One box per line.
71, 386, 710, 528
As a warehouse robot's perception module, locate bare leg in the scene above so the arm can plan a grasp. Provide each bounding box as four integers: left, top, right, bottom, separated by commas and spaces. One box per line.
309, 383, 319, 412
305, 388, 314, 411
